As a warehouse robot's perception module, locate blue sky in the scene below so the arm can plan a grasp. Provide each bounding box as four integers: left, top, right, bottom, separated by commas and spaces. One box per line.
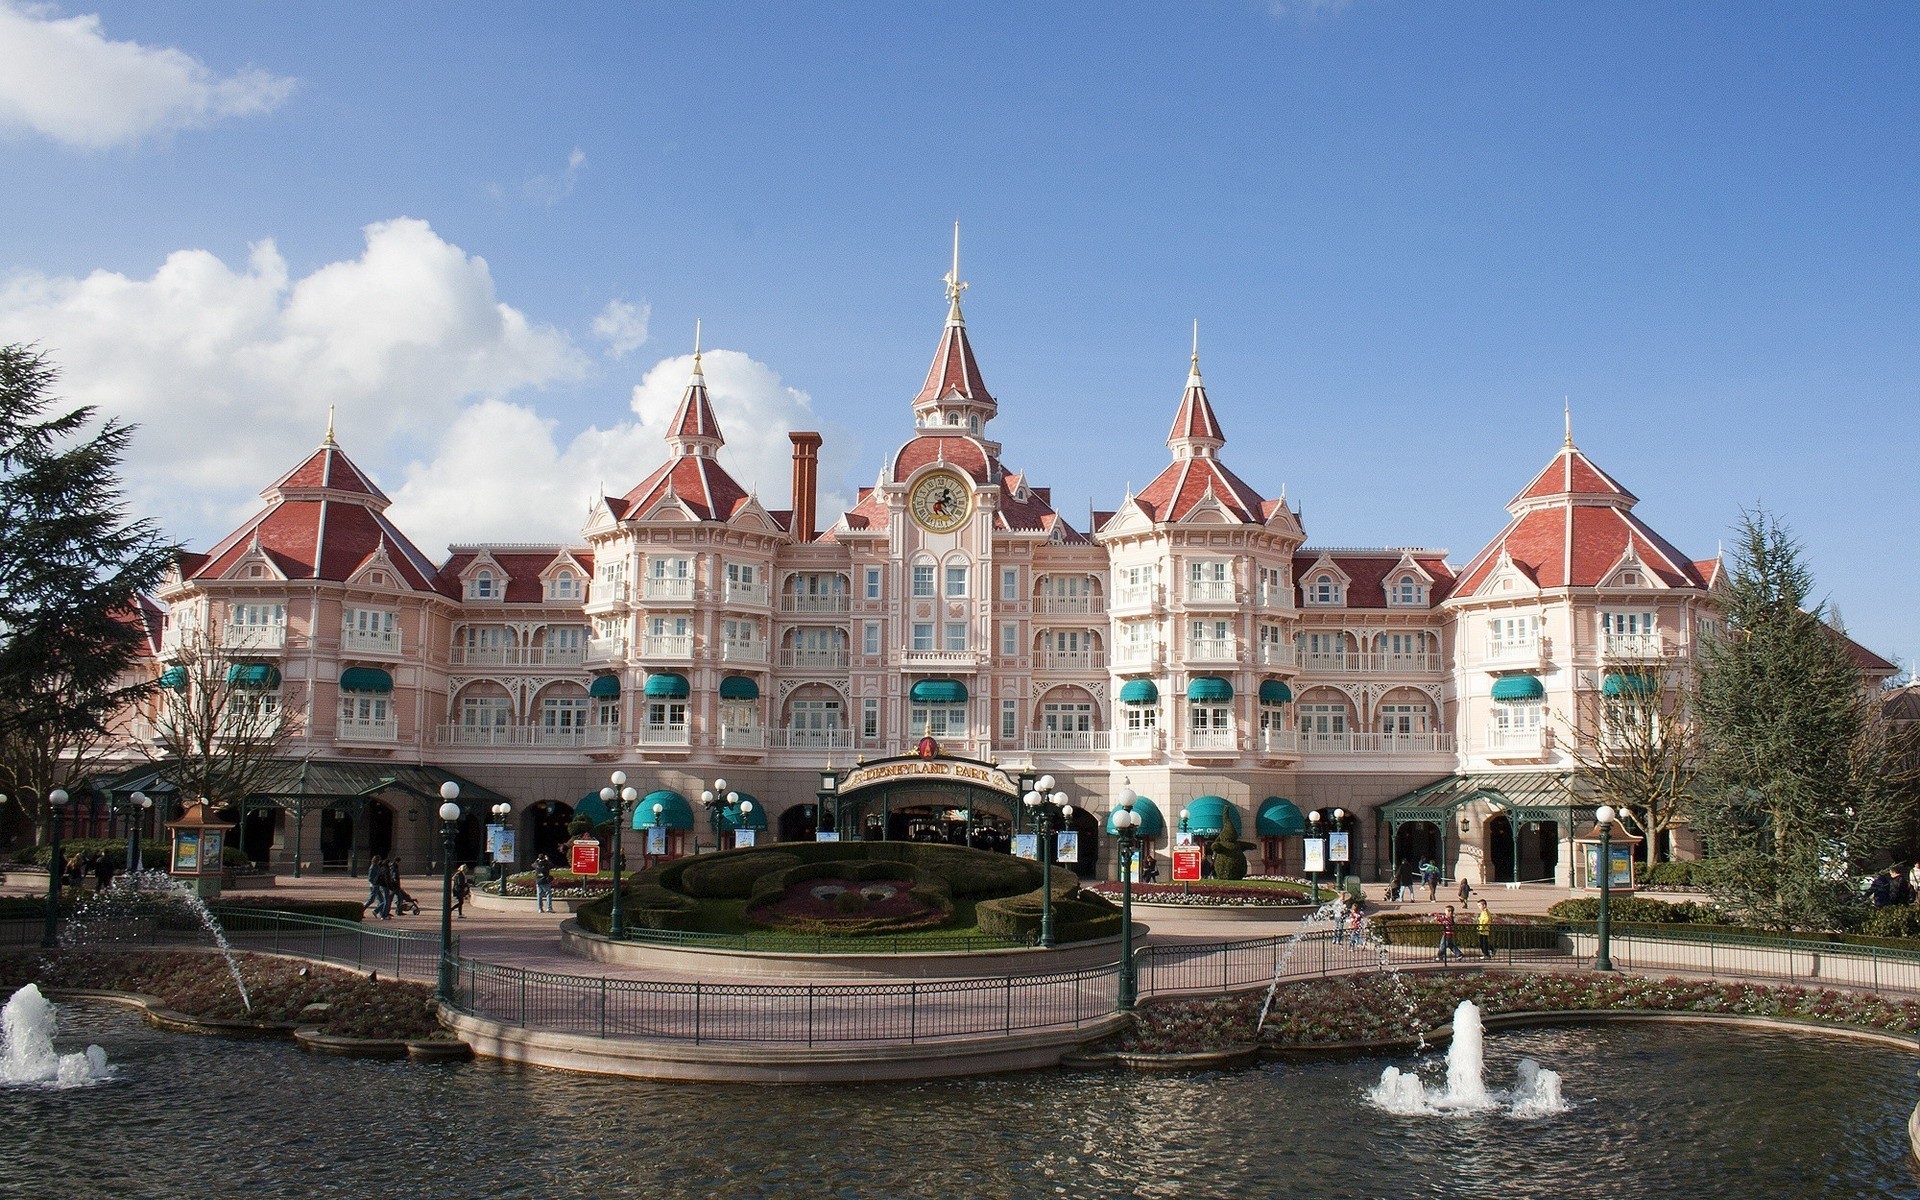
0, 2, 1913, 671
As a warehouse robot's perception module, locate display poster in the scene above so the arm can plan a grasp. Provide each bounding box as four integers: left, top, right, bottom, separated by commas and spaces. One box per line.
492, 829, 516, 864
486, 822, 504, 855
734, 830, 757, 849
1054, 831, 1079, 864
647, 825, 667, 854
1172, 847, 1204, 882
1584, 844, 1634, 888
570, 839, 601, 876
173, 829, 201, 872
1304, 836, 1327, 874
814, 830, 840, 843
1175, 828, 1196, 848
1329, 832, 1351, 863
1012, 833, 1039, 861
202, 831, 223, 863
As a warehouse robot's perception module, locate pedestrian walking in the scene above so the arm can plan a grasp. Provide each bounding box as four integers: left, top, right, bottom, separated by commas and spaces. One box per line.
1457, 876, 1473, 904
533, 853, 555, 913
451, 864, 472, 918
363, 855, 387, 914
1421, 860, 1439, 902
1476, 899, 1495, 959
94, 853, 115, 891
388, 859, 420, 916
1395, 860, 1414, 903
1435, 905, 1464, 962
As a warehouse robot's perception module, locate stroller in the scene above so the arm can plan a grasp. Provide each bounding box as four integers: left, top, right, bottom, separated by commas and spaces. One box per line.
393, 885, 422, 916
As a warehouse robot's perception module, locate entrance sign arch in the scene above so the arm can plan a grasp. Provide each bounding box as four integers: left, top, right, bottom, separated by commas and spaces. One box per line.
829, 754, 1023, 849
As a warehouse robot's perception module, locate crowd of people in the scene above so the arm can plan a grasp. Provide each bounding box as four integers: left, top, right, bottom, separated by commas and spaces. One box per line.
56, 850, 122, 892
1867, 863, 1920, 907
360, 855, 421, 920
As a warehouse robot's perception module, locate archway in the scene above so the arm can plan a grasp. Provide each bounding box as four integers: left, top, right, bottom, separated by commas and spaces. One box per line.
239, 808, 279, 866
320, 806, 353, 870
1393, 821, 1441, 877
778, 804, 818, 842
848, 782, 1015, 851
1486, 813, 1518, 883
522, 800, 574, 862
1063, 808, 1101, 879
452, 813, 485, 868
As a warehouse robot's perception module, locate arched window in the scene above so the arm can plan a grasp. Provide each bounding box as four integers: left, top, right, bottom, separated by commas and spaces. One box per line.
470, 570, 497, 600
1310, 575, 1339, 605
1393, 575, 1423, 605
948, 412, 964, 426
910, 556, 937, 598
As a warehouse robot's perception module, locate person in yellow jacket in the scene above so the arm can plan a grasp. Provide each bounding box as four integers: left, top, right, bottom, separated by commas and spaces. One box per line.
1475, 898, 1495, 959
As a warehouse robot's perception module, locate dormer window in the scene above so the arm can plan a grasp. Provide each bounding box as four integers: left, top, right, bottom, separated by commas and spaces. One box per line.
470, 570, 497, 601
1618, 571, 1641, 587
1392, 575, 1425, 606
947, 412, 964, 427
1309, 575, 1340, 605
550, 570, 580, 601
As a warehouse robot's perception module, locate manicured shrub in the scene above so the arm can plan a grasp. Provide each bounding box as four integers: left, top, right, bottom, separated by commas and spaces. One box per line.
1861, 905, 1920, 940
13, 838, 171, 868
575, 884, 699, 933
213, 897, 367, 923
678, 851, 802, 899
976, 882, 1120, 942
1210, 833, 1250, 881
1547, 896, 1718, 923
1641, 860, 1711, 888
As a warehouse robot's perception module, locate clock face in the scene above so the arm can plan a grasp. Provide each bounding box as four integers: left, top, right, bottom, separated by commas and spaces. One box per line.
908, 469, 972, 533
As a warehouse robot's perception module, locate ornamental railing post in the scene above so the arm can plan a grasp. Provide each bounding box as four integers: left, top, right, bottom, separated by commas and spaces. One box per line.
600, 975, 609, 1037
694, 981, 703, 1044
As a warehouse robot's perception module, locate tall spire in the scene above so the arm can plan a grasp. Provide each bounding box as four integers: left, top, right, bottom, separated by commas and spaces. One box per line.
324, 405, 337, 447
1563, 397, 1574, 448
664, 322, 724, 458
1189, 319, 1202, 383
692, 318, 704, 374
914, 223, 997, 439
942, 220, 968, 326
1166, 324, 1225, 460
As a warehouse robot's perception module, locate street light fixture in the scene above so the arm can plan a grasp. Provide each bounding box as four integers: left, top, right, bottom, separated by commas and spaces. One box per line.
699, 777, 742, 853
600, 770, 639, 938
1307, 809, 1323, 905
1112, 783, 1142, 1010
1595, 804, 1617, 971
436, 781, 461, 1002
119, 790, 154, 873
1022, 775, 1071, 948
1331, 807, 1346, 896
490, 801, 511, 892
40, 788, 70, 948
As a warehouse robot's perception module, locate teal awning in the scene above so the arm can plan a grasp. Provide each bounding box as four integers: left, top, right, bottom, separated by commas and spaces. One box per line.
1184, 795, 1241, 836
634, 789, 694, 830
588, 675, 621, 699
1258, 679, 1293, 705
1186, 676, 1233, 703
1105, 795, 1166, 837
1602, 670, 1657, 698
718, 675, 759, 700
226, 663, 281, 689
573, 792, 613, 826
1256, 796, 1307, 837
158, 666, 187, 691
339, 667, 392, 693
909, 679, 968, 704
1119, 679, 1159, 705
1490, 674, 1545, 704
720, 792, 768, 830
644, 672, 689, 699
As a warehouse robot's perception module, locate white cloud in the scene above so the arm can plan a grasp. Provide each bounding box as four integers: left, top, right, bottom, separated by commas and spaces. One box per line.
517, 145, 587, 206
0, 217, 586, 540
591, 298, 650, 359
389, 349, 857, 551
0, 1, 295, 149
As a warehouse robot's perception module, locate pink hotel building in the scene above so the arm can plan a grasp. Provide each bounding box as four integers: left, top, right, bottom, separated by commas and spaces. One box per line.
129, 274, 1897, 885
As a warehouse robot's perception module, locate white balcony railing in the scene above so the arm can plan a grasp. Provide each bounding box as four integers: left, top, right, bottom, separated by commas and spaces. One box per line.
1185, 729, 1238, 752
640, 724, 691, 747
1113, 644, 1162, 669
1114, 729, 1160, 754
721, 640, 769, 664
341, 628, 401, 656
1034, 595, 1104, 616
222, 624, 287, 652
642, 577, 696, 602
1113, 585, 1157, 610
451, 646, 510, 666
1258, 729, 1300, 755
1484, 729, 1547, 755
1036, 650, 1104, 672
719, 726, 766, 750
1298, 649, 1352, 672
1367, 651, 1439, 673
892, 649, 980, 668
780, 594, 850, 614
1186, 638, 1239, 662
1184, 580, 1235, 604
436, 724, 617, 747
780, 727, 854, 750
725, 580, 770, 608
590, 581, 630, 604
1602, 632, 1668, 659
529, 645, 586, 667
336, 716, 398, 742
1256, 587, 1290, 609
1257, 642, 1297, 668
642, 634, 695, 658
1484, 638, 1544, 665
1025, 730, 1110, 752
585, 636, 628, 662
778, 647, 851, 670
1300, 731, 1457, 755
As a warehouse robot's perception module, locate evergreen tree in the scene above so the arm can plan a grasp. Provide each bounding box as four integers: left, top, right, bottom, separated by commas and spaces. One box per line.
1689, 510, 1914, 929
0, 345, 175, 843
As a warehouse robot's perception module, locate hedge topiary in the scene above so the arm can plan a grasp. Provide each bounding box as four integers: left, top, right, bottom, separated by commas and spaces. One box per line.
575, 883, 700, 933
1545, 896, 1719, 924
1210, 832, 1250, 881
1861, 905, 1920, 940
678, 851, 803, 899
976, 878, 1120, 943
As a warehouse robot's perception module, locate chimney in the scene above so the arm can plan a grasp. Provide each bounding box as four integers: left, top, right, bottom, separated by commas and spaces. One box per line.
789, 431, 822, 543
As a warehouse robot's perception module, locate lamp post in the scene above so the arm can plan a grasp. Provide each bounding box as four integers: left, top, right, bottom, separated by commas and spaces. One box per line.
817, 769, 840, 840
1331, 806, 1346, 896
1112, 784, 1142, 1010
600, 771, 639, 939
490, 801, 511, 891
699, 777, 741, 853
118, 790, 153, 873
1022, 775, 1072, 948
1307, 809, 1323, 905
436, 781, 460, 1002
40, 789, 70, 948
1595, 804, 1616, 971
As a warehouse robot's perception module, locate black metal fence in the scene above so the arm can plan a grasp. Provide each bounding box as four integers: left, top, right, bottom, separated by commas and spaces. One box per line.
208, 906, 444, 979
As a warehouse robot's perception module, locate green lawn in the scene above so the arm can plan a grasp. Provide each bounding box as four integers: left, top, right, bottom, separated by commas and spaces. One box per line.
664, 895, 1000, 944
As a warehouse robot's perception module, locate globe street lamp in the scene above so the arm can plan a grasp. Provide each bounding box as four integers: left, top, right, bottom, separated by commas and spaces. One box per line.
436, 781, 461, 1002
1331, 806, 1347, 896
40, 788, 70, 947
599, 771, 639, 938
1022, 775, 1072, 948
1307, 809, 1324, 905
1595, 804, 1617, 971
488, 801, 511, 891
1112, 784, 1142, 1010
118, 790, 153, 873
699, 777, 741, 853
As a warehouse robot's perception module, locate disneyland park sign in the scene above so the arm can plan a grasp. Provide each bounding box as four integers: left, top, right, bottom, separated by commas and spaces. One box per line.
836, 756, 1020, 797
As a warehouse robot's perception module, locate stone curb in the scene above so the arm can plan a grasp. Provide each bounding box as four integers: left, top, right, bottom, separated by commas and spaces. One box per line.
41, 985, 470, 1062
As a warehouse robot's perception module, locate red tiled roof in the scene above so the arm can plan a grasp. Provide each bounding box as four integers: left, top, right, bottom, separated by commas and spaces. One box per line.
889, 433, 998, 485
269, 443, 390, 504
913, 320, 994, 410
432, 552, 590, 604
1455, 505, 1707, 594
1292, 554, 1457, 608
192, 500, 441, 590
666, 367, 723, 445
1510, 445, 1637, 508
617, 455, 751, 523
1133, 457, 1267, 524
1167, 372, 1225, 447
1846, 635, 1899, 675
839, 487, 889, 532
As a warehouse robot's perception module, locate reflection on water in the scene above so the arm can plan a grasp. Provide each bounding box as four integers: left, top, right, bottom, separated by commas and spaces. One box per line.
4, 1003, 1919, 1200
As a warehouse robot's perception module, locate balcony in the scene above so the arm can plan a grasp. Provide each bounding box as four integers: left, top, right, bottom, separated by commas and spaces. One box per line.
527, 645, 585, 667
452, 645, 511, 666
1184, 580, 1236, 605
892, 649, 981, 669
1366, 651, 1440, 674
1484, 638, 1548, 667
1114, 729, 1160, 755
778, 647, 851, 671
1297, 649, 1352, 672
719, 726, 766, 750
1113, 644, 1162, 670
1483, 729, 1548, 759
215, 712, 284, 740
342, 628, 401, 656
1025, 730, 1110, 753
1299, 731, 1457, 755
780, 594, 850, 615
642, 577, 696, 603
336, 716, 398, 743
585, 636, 628, 663
590, 581, 630, 604
1113, 585, 1158, 611
1256, 586, 1290, 609
1257, 642, 1297, 669
642, 634, 695, 659
222, 624, 286, 652
725, 580, 770, 608
721, 640, 769, 664
1036, 649, 1104, 672
436, 724, 619, 748
639, 724, 691, 747
1257, 728, 1300, 756
1602, 632, 1670, 660
1186, 638, 1239, 663
779, 727, 854, 751
1184, 730, 1238, 753
1034, 595, 1104, 617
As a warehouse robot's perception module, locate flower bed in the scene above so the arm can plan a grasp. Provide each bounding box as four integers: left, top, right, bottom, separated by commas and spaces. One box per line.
0, 950, 449, 1040
1087, 882, 1310, 907
1111, 970, 1920, 1055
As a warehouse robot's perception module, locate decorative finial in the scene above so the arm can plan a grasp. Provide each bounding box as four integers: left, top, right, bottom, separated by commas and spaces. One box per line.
692, 318, 703, 373
942, 221, 968, 324
324, 405, 337, 446
1563, 397, 1574, 448
1191, 319, 1200, 376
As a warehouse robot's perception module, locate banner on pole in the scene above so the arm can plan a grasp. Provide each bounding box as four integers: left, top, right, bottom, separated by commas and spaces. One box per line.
1304, 837, 1327, 874
1012, 834, 1039, 861
1055, 831, 1079, 864
647, 826, 666, 854
734, 829, 757, 849
1329, 831, 1350, 863
1172, 847, 1204, 882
